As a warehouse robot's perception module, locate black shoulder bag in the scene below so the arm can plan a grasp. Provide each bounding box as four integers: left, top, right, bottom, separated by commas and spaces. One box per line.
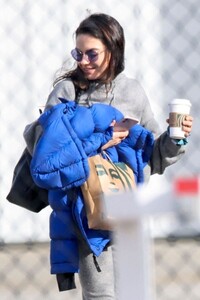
6, 148, 49, 212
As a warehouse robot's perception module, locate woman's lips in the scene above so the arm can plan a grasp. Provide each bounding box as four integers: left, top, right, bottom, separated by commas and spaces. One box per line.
82, 67, 95, 74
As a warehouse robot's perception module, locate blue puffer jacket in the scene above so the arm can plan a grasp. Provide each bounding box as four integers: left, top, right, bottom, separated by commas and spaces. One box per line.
30, 100, 154, 274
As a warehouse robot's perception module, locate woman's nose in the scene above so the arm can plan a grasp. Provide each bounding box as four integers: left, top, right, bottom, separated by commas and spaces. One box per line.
80, 54, 90, 63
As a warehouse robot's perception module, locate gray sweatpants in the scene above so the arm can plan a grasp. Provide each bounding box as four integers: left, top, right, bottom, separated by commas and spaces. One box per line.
78, 241, 116, 299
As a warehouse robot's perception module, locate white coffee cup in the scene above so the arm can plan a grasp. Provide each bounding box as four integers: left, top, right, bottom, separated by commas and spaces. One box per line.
168, 99, 191, 139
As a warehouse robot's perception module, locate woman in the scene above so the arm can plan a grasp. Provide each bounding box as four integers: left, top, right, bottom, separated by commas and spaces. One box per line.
25, 13, 193, 299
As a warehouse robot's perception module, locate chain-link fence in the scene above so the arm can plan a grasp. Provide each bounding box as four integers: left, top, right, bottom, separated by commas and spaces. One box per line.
1, 238, 200, 300
1, 0, 200, 299
155, 237, 200, 300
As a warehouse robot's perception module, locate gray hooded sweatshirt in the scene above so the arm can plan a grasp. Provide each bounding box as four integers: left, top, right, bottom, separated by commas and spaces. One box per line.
24, 72, 186, 182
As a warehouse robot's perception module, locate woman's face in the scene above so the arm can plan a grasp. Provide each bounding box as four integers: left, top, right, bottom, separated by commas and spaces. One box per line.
75, 34, 111, 81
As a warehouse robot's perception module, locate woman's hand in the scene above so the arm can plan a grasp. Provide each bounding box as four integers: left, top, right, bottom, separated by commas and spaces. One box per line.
182, 115, 193, 137
166, 115, 193, 138
101, 130, 129, 150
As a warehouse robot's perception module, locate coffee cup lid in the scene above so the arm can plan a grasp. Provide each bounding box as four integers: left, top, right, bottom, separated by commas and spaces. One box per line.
169, 99, 191, 106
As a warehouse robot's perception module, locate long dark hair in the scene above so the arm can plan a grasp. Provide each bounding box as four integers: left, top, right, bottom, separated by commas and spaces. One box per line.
54, 13, 125, 90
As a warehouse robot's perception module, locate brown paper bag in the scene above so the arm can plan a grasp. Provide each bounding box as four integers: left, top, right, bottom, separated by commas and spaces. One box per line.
81, 154, 136, 230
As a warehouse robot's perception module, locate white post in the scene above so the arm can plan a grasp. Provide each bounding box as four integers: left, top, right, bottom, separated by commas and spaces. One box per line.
104, 185, 177, 300
103, 178, 200, 300
113, 219, 153, 300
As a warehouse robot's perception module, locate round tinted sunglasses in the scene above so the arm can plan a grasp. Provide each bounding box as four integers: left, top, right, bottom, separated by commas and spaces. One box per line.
71, 48, 105, 63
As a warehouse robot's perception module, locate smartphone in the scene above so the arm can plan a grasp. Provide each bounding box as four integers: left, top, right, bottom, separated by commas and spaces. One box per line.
113, 117, 139, 131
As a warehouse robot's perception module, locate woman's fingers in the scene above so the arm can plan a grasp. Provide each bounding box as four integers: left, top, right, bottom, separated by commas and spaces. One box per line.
113, 130, 129, 139
101, 130, 129, 150
182, 115, 193, 136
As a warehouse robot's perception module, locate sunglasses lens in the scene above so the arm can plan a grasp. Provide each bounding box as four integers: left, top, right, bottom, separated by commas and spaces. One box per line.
86, 50, 98, 62
71, 49, 82, 62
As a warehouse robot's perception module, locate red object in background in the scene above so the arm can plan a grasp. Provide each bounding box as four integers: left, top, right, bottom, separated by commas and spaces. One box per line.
174, 178, 199, 195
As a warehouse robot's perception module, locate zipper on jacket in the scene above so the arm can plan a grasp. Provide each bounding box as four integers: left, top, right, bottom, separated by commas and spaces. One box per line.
70, 189, 101, 272
72, 210, 102, 273
93, 254, 101, 272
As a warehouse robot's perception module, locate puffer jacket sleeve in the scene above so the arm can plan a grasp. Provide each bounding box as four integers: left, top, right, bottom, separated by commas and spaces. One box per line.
30, 103, 90, 190
116, 124, 154, 183
82, 128, 113, 156
30, 101, 116, 190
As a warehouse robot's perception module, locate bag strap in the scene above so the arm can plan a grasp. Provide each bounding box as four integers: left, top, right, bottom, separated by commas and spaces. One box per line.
101, 151, 112, 162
